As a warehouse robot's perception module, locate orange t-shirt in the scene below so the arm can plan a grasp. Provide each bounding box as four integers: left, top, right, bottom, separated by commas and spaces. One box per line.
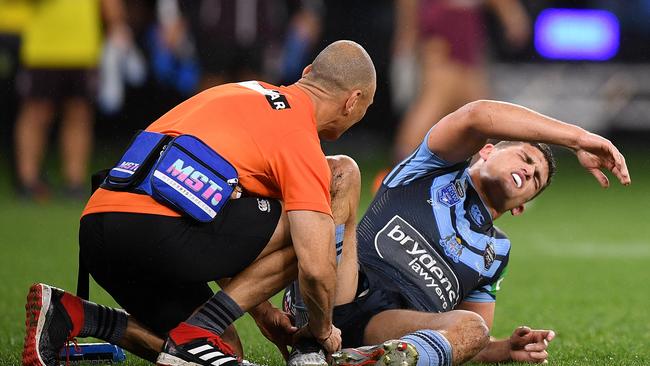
82, 81, 332, 217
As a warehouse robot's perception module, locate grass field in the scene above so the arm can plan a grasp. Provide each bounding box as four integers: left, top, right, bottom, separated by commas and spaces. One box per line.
0, 146, 649, 365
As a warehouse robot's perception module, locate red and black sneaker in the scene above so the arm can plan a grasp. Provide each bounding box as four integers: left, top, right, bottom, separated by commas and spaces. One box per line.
157, 322, 240, 366
331, 340, 418, 366
23, 283, 84, 366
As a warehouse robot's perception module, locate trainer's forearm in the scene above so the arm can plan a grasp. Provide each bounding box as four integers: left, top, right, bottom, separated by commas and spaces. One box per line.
288, 211, 337, 338
298, 257, 337, 337
466, 100, 586, 150
471, 336, 511, 363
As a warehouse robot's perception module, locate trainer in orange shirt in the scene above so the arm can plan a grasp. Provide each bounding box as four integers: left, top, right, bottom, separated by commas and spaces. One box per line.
23, 40, 376, 366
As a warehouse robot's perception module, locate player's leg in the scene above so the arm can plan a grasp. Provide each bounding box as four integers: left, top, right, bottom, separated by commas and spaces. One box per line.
337, 309, 489, 366
287, 155, 362, 322
60, 95, 93, 197
14, 93, 55, 200
286, 155, 361, 366
329, 155, 362, 305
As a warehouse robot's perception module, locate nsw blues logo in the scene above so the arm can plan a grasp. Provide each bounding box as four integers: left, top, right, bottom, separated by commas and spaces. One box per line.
440, 234, 464, 263
470, 204, 486, 226
436, 179, 465, 207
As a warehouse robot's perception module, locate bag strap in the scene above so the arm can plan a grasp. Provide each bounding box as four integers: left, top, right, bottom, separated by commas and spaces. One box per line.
76, 169, 110, 300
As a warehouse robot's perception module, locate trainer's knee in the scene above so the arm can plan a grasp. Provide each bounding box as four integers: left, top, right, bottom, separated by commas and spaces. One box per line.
327, 155, 361, 195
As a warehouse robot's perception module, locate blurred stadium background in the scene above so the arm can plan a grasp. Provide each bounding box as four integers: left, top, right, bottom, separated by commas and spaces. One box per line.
0, 0, 648, 365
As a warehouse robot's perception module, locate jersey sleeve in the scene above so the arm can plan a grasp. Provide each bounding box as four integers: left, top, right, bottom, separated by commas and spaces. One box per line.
269, 130, 332, 216
384, 129, 459, 188
464, 264, 508, 303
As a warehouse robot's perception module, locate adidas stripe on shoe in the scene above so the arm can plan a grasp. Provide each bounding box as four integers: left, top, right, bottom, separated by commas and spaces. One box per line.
157, 322, 240, 366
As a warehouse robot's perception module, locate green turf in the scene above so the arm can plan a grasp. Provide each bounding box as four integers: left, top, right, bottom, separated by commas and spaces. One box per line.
1, 146, 649, 365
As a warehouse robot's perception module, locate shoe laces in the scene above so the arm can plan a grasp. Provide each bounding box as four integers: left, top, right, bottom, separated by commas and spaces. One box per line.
206, 334, 239, 360
60, 332, 80, 366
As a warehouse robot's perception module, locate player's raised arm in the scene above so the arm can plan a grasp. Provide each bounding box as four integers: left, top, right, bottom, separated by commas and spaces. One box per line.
427, 100, 630, 186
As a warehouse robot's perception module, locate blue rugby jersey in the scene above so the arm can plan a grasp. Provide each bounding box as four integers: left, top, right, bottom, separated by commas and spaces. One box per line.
357, 132, 510, 312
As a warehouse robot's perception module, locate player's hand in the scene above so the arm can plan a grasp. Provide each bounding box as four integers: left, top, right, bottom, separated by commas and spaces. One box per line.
252, 305, 298, 360
293, 324, 342, 355
575, 132, 631, 187
509, 326, 555, 364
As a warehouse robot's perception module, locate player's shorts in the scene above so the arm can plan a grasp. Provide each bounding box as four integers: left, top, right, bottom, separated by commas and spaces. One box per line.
16, 68, 97, 102
418, 0, 485, 66
78, 197, 281, 335
333, 270, 409, 348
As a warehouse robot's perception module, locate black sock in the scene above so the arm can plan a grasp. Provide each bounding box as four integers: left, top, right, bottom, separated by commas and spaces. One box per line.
186, 291, 244, 335
78, 301, 128, 345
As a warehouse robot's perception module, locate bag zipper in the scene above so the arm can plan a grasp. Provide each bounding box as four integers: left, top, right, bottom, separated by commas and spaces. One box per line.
165, 139, 239, 187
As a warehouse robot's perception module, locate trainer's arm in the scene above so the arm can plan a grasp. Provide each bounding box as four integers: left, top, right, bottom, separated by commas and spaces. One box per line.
428, 100, 630, 186
288, 210, 337, 340
457, 301, 555, 363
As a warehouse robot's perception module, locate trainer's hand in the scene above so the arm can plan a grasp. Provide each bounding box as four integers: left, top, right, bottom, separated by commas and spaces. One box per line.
293, 324, 342, 355
252, 305, 298, 360
509, 326, 555, 364
575, 132, 631, 187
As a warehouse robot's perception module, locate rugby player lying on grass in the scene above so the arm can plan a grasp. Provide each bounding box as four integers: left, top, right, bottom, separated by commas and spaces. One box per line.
285, 100, 630, 366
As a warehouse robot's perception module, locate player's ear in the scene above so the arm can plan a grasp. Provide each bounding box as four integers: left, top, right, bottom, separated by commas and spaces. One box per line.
302, 64, 313, 77
478, 144, 495, 161
510, 204, 525, 216
344, 89, 362, 116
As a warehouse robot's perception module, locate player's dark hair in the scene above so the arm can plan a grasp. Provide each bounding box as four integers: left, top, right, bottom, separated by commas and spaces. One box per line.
494, 141, 557, 198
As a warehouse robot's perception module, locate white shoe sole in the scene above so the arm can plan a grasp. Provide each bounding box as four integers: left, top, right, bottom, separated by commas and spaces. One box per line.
157, 352, 204, 366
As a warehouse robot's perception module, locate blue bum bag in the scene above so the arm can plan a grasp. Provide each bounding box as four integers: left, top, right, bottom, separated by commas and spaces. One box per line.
102, 130, 239, 222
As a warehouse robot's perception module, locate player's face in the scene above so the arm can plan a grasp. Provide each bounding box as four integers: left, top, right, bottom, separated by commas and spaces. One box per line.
479, 143, 549, 213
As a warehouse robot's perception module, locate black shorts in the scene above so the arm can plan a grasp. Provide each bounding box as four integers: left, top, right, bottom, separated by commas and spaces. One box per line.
79, 197, 281, 335
333, 271, 408, 348
16, 68, 97, 102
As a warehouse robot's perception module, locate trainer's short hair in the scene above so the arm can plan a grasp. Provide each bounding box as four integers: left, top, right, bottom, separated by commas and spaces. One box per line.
494, 141, 557, 198
306, 40, 376, 97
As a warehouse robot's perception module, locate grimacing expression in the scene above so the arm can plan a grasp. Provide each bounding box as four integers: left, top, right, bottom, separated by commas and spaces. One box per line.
481, 143, 550, 211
